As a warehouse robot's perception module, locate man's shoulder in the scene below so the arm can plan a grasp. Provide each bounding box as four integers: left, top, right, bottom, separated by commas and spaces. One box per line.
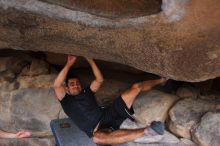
84, 86, 95, 95
60, 93, 74, 103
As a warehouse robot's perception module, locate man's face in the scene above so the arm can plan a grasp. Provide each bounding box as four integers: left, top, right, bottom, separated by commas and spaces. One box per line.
67, 78, 82, 95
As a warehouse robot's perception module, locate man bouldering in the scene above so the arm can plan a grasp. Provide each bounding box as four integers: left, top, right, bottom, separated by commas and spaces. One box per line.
53, 55, 167, 145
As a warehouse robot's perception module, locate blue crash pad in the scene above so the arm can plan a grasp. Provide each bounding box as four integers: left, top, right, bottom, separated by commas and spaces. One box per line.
50, 118, 97, 146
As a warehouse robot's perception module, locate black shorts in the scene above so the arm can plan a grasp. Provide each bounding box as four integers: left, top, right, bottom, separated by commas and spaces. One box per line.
98, 96, 135, 131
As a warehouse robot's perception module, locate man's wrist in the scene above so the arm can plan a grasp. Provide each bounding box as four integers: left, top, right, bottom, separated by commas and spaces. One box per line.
88, 60, 95, 65
6, 133, 16, 138
65, 63, 73, 68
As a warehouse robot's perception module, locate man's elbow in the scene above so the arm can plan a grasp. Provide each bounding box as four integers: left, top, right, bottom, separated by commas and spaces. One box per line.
53, 81, 62, 88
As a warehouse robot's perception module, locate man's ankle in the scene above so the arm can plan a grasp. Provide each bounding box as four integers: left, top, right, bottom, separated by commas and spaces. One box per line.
150, 121, 165, 135
144, 127, 158, 136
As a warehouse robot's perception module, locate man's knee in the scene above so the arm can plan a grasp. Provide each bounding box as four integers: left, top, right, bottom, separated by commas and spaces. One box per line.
131, 83, 141, 91
92, 136, 101, 144
133, 82, 153, 91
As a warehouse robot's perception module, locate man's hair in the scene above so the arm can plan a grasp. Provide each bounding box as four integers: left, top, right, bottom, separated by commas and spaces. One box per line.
65, 73, 79, 86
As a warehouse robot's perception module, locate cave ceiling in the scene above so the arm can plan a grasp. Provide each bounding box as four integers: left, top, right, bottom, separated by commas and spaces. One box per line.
0, 0, 220, 82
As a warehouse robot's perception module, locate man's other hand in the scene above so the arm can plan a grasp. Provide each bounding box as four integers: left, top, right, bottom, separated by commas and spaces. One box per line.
15, 131, 32, 138
86, 57, 94, 63
67, 55, 76, 67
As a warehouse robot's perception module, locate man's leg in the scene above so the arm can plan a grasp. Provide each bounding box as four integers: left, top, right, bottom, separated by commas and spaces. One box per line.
92, 128, 145, 145
93, 121, 167, 145
122, 78, 167, 108
92, 78, 167, 145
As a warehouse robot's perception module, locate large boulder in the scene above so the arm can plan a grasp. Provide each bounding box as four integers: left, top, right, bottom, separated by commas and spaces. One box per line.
16, 58, 57, 89
180, 138, 197, 146
0, 87, 60, 146
0, 0, 220, 82
168, 98, 218, 139
17, 74, 57, 89
120, 134, 182, 146
0, 57, 28, 74
0, 91, 14, 130
0, 56, 29, 91
0, 88, 61, 132
0, 70, 18, 91
192, 112, 220, 146
120, 119, 181, 146
176, 85, 198, 99
20, 59, 50, 76
133, 91, 179, 124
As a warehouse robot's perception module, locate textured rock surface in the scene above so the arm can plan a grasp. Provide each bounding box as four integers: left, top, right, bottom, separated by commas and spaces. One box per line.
17, 74, 57, 89
0, 88, 61, 132
0, 0, 220, 81
0, 70, 18, 91
0, 57, 28, 74
0, 137, 55, 146
40, 0, 162, 18
168, 98, 219, 139
180, 138, 196, 146
120, 119, 181, 145
176, 85, 198, 99
17, 58, 57, 88
133, 91, 179, 124
192, 112, 220, 146
20, 59, 50, 76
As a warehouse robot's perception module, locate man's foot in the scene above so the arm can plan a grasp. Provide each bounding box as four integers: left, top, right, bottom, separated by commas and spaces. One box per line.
134, 122, 165, 143
150, 121, 165, 135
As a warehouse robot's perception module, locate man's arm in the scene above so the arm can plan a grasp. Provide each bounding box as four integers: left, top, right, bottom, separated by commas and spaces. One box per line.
0, 130, 31, 138
86, 58, 104, 92
53, 55, 76, 100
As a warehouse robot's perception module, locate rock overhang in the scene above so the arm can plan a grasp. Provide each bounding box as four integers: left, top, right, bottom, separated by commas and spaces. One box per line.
39, 0, 163, 19
0, 0, 220, 82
